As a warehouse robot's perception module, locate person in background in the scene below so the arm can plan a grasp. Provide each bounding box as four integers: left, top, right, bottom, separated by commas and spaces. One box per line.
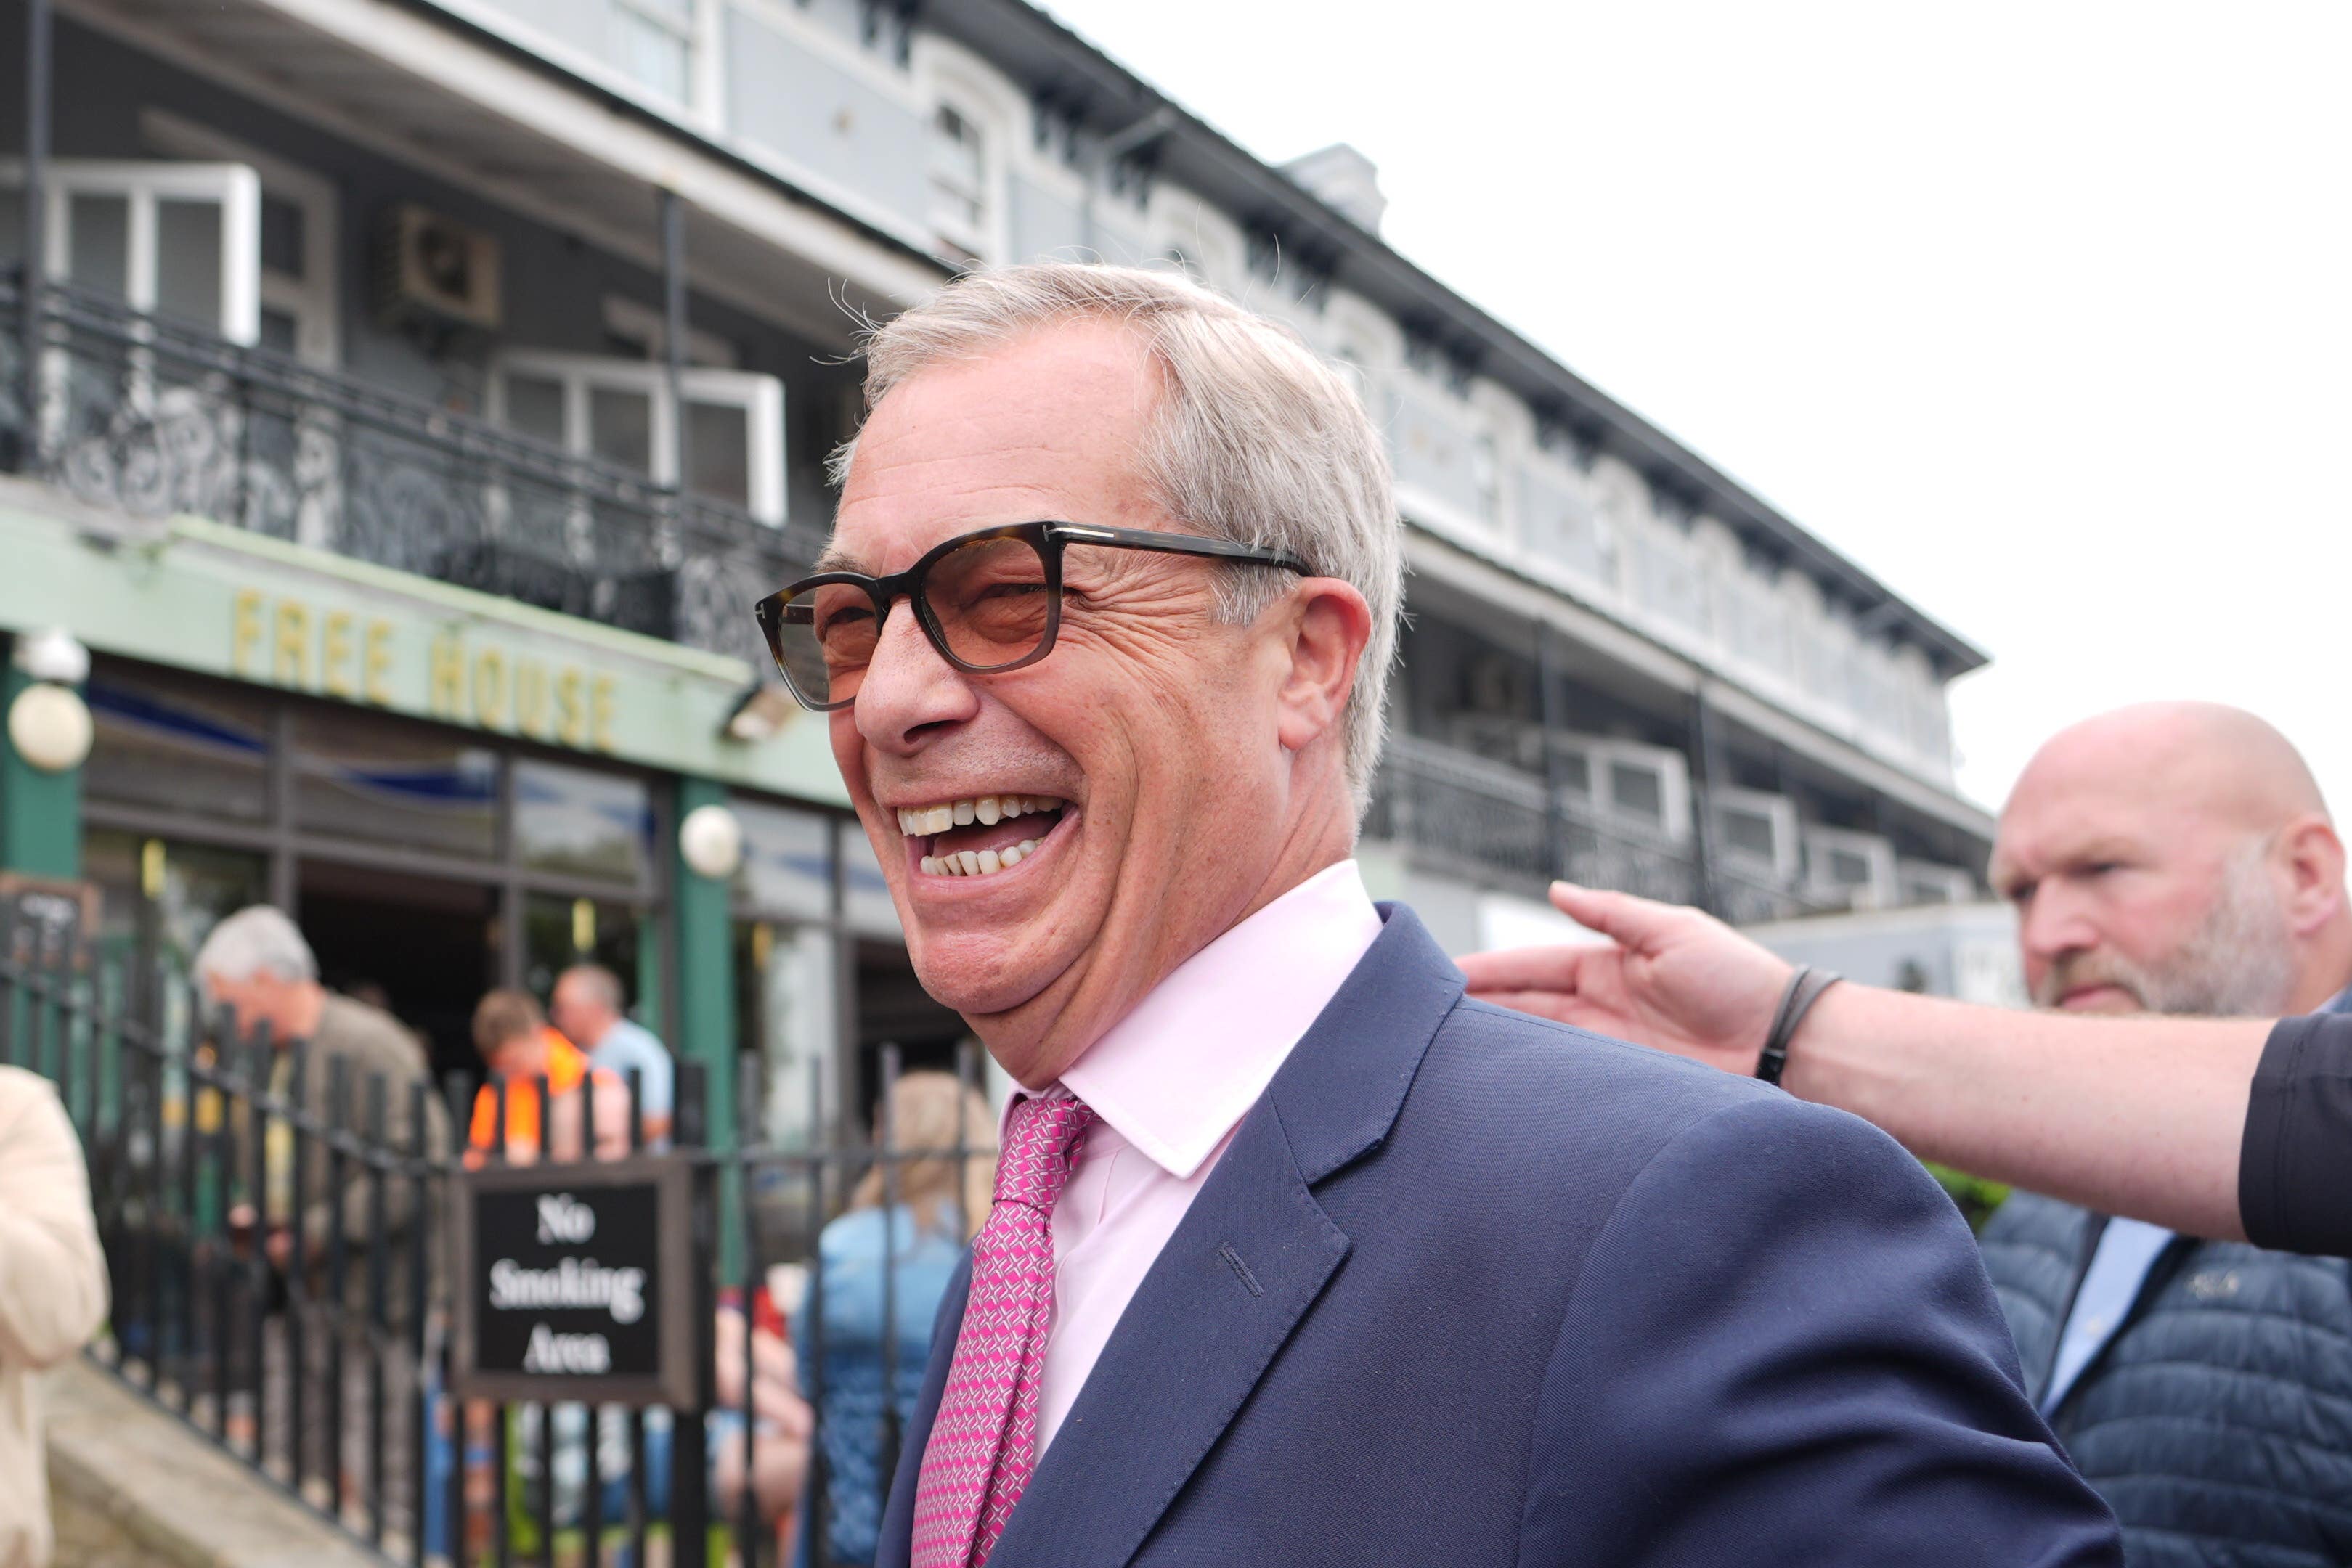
200, 906, 449, 1265
550, 965, 674, 1146
464, 989, 630, 1167
197, 905, 447, 1535
0, 1066, 109, 1568
711, 1303, 814, 1551
800, 1071, 994, 1567
1964, 705, 2352, 1565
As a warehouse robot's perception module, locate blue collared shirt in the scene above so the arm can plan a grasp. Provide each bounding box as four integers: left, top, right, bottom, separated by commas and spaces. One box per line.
2039, 1216, 2176, 1416
589, 1016, 675, 1128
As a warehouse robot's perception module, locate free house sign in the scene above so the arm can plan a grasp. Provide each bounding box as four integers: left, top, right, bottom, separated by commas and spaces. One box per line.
449, 1156, 698, 1405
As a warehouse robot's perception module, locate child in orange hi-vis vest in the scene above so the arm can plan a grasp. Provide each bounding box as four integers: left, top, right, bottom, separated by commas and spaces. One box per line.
464, 989, 629, 1167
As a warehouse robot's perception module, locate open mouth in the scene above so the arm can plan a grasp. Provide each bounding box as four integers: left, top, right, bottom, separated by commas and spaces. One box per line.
895, 793, 1070, 880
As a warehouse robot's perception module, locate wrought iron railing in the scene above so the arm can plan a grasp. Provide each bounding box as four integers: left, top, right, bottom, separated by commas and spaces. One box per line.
3, 927, 995, 1568
1, 274, 813, 674
1366, 734, 1845, 922
1366, 735, 1700, 903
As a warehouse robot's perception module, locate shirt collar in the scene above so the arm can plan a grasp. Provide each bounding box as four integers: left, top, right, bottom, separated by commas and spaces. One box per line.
1014, 860, 1383, 1182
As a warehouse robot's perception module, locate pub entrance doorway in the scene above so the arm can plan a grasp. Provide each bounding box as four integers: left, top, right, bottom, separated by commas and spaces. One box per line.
297, 859, 496, 1078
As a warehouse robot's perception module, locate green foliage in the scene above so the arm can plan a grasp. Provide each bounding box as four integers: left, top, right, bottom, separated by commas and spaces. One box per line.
1927, 1163, 2011, 1233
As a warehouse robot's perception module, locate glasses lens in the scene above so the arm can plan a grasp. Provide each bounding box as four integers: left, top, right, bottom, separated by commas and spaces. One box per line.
922, 534, 1054, 669
770, 580, 880, 707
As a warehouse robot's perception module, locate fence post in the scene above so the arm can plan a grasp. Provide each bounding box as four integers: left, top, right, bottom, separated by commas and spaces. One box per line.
672, 1060, 713, 1568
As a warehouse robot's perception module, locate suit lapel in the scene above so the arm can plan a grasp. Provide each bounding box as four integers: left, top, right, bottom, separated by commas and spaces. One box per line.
986, 905, 1465, 1567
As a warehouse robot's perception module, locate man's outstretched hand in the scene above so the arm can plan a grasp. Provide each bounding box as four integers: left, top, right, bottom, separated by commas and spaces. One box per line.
1457, 882, 1794, 1078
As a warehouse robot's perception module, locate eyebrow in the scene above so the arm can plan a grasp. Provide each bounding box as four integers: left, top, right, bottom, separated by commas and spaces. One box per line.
1989, 838, 2144, 894
812, 547, 866, 574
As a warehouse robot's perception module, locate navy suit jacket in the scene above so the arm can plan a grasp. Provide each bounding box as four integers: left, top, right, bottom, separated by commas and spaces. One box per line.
876, 906, 2121, 1567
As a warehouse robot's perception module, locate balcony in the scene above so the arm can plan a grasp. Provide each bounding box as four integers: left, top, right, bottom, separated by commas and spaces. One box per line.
1367, 735, 1709, 906
1366, 735, 1857, 924
1, 276, 811, 672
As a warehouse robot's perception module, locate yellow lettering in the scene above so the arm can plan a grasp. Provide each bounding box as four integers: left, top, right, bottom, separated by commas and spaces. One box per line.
428, 634, 467, 720
230, 589, 264, 677
321, 611, 355, 699
362, 621, 394, 706
555, 669, 585, 748
514, 660, 550, 738
590, 675, 617, 752
272, 600, 309, 687
472, 648, 508, 730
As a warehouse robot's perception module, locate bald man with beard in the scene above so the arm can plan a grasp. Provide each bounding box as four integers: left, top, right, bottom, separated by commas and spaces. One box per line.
1956, 705, 2352, 1565
1992, 703, 2352, 1021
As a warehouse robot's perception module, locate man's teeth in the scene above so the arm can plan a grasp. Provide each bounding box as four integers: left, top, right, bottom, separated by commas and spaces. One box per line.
895, 796, 1060, 837
921, 839, 1043, 878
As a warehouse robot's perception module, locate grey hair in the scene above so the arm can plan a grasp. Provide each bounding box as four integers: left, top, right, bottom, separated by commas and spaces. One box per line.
830, 261, 1402, 817
193, 906, 317, 987
557, 963, 625, 1013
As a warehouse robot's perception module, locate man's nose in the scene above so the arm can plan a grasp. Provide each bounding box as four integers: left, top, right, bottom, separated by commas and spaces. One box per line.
2018, 881, 2101, 965
853, 599, 980, 754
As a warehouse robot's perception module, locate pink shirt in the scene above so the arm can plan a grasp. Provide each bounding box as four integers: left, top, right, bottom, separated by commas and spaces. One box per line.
1016, 859, 1384, 1457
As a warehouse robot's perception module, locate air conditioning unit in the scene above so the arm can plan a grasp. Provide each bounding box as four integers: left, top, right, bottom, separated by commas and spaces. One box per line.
1896, 859, 1978, 906
1712, 788, 1799, 881
1801, 825, 1899, 910
376, 203, 502, 332
1553, 732, 1692, 844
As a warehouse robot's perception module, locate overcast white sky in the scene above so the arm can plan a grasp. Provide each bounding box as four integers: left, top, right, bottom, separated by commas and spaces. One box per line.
1040, 1, 2352, 816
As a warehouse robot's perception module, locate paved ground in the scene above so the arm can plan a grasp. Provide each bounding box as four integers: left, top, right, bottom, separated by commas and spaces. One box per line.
41, 1360, 387, 1568
50, 1480, 166, 1568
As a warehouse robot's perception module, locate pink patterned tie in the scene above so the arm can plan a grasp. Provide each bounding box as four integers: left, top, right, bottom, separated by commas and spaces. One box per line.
911, 1092, 1097, 1568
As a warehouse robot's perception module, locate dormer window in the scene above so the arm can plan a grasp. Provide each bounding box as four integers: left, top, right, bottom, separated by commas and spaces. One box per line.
929, 102, 990, 264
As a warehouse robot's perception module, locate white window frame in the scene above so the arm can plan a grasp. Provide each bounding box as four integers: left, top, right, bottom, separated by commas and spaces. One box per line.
1711, 786, 1801, 881
915, 39, 1017, 266
141, 111, 340, 367
487, 348, 786, 525
0, 158, 260, 343
926, 96, 996, 264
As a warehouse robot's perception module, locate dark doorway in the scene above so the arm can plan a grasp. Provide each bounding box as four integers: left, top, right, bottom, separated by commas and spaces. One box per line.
852, 939, 968, 1122
299, 860, 497, 1079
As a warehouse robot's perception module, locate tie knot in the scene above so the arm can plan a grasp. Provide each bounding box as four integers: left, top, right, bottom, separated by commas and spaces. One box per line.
993, 1093, 1096, 1212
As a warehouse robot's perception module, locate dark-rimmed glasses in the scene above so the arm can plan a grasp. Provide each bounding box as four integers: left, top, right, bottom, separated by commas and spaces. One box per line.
752, 520, 1311, 711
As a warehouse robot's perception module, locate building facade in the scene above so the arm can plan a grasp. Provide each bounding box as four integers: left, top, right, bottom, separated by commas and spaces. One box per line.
0, 0, 2000, 1158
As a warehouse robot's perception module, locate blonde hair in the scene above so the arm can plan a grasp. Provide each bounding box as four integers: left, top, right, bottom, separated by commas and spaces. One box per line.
849, 1070, 998, 1243
834, 260, 1403, 816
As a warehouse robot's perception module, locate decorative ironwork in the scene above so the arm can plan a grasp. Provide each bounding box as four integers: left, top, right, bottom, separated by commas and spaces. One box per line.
3, 277, 814, 666
1367, 735, 1841, 922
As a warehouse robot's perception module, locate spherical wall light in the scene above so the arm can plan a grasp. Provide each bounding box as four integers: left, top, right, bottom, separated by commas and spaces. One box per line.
7, 682, 94, 774
679, 802, 746, 881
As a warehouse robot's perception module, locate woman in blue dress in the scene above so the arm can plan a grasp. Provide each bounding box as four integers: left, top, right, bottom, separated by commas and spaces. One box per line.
799, 1070, 994, 1566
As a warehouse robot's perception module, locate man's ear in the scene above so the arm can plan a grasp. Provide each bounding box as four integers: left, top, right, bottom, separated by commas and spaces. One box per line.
1272, 578, 1373, 755
2277, 813, 2347, 936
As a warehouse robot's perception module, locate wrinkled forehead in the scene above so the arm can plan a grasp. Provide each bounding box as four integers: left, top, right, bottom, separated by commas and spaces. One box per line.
827, 324, 1166, 574
1992, 760, 2235, 885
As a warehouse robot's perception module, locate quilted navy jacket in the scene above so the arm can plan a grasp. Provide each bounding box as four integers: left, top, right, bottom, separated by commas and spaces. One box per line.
1980, 1191, 2352, 1567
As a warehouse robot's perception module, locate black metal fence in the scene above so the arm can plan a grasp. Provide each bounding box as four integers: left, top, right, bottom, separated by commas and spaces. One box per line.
1, 926, 996, 1568
1, 272, 810, 674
